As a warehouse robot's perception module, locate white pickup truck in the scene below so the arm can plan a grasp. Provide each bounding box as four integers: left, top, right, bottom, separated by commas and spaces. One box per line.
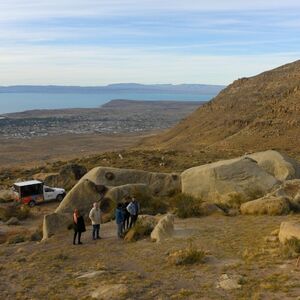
13, 180, 66, 207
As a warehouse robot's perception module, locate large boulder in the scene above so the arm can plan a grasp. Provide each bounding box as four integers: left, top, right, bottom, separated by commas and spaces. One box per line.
5, 217, 20, 225
0, 189, 15, 202
279, 221, 300, 243
105, 184, 151, 203
42, 213, 73, 240
34, 164, 87, 191
55, 179, 104, 215
271, 180, 300, 211
151, 214, 174, 242
181, 157, 278, 207
240, 195, 290, 215
80, 167, 180, 196
248, 179, 300, 212
248, 150, 300, 181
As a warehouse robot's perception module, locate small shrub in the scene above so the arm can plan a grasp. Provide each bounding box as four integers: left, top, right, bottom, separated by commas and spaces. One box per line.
168, 241, 206, 265
124, 219, 155, 242
131, 189, 169, 215
226, 192, 245, 209
281, 237, 300, 258
7, 234, 26, 244
0, 204, 30, 222
30, 229, 43, 241
281, 237, 300, 259
171, 193, 203, 218
141, 196, 169, 215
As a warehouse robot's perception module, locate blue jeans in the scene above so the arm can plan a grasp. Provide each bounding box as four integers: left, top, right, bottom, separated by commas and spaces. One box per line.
117, 223, 123, 238
92, 224, 100, 239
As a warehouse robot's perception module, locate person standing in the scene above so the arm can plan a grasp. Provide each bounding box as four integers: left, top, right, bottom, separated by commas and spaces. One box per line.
73, 208, 86, 245
89, 202, 101, 240
115, 202, 124, 238
122, 199, 130, 231
127, 197, 140, 228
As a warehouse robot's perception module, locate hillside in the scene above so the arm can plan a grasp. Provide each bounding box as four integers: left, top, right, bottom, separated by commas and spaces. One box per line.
141, 60, 300, 156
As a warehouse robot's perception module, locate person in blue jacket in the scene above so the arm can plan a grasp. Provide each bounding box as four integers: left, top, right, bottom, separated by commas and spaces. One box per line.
115, 202, 125, 238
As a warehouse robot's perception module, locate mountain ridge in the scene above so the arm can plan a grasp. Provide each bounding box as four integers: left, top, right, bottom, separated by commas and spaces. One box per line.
141, 60, 300, 155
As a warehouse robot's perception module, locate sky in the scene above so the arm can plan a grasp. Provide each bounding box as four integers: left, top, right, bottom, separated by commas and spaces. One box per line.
0, 0, 300, 85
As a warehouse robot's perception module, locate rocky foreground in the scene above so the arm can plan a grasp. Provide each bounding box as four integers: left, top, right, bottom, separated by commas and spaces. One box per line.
1, 215, 299, 299
1, 149, 300, 299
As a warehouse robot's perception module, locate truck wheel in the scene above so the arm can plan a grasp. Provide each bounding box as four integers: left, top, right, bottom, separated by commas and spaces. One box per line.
56, 194, 64, 202
28, 200, 36, 207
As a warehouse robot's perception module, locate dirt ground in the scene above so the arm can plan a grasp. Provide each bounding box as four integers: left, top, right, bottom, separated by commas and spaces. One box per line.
0, 208, 299, 300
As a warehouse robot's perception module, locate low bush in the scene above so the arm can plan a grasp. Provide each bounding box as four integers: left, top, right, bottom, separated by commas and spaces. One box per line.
30, 228, 43, 241
7, 234, 26, 244
281, 237, 300, 259
168, 241, 206, 265
226, 192, 245, 209
170, 193, 204, 218
140, 196, 169, 215
0, 204, 30, 222
132, 189, 169, 215
124, 218, 156, 242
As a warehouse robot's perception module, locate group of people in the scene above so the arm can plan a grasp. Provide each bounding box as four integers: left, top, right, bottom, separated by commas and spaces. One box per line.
72, 197, 140, 245
115, 197, 140, 238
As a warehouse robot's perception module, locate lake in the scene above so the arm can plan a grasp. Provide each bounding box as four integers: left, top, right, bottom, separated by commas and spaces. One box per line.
0, 92, 214, 114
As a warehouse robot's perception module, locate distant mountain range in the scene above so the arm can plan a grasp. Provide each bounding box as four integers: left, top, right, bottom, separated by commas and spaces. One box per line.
0, 83, 225, 94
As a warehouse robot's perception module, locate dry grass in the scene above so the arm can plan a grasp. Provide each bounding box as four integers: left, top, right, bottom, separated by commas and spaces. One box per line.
168, 240, 206, 266
1, 213, 300, 299
170, 193, 204, 218
281, 237, 300, 259
124, 219, 155, 242
0, 204, 31, 222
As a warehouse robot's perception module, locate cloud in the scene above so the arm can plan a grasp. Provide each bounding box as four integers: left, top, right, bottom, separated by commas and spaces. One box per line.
1, 1, 300, 22
0, 1, 299, 84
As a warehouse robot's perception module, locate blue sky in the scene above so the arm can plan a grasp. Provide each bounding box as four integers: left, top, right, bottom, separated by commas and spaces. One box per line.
1, 0, 300, 85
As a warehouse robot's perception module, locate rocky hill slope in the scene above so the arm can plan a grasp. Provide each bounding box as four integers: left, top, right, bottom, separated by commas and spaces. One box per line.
142, 60, 300, 155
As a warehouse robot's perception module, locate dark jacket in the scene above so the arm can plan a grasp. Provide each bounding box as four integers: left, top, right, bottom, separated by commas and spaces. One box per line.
115, 208, 124, 224
73, 215, 86, 232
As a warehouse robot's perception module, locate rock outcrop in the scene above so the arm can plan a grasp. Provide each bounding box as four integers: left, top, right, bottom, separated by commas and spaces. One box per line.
248, 150, 300, 181
279, 221, 300, 243
34, 164, 87, 191
271, 180, 300, 211
151, 214, 174, 242
5, 217, 20, 226
80, 166, 180, 196
0, 189, 15, 202
181, 156, 278, 207
43, 165, 179, 239
240, 195, 290, 215
42, 213, 73, 240
55, 179, 102, 215
105, 184, 151, 204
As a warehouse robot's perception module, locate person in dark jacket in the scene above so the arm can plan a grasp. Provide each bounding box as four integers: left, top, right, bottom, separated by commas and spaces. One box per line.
73, 208, 86, 245
122, 200, 130, 231
115, 203, 124, 238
